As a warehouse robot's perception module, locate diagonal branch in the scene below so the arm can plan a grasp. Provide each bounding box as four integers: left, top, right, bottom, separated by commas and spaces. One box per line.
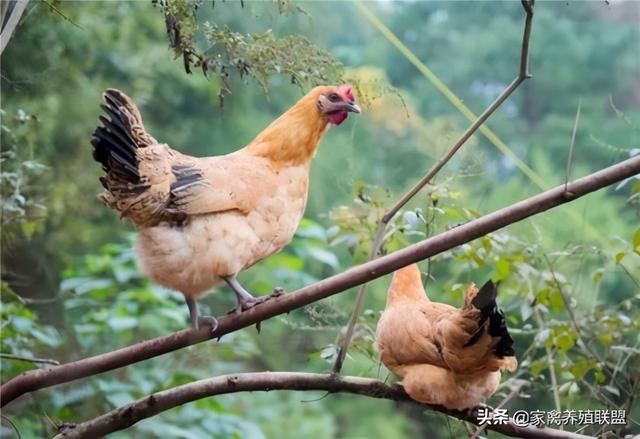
52, 372, 593, 439
1, 155, 638, 408
331, 0, 535, 373
0, 0, 29, 55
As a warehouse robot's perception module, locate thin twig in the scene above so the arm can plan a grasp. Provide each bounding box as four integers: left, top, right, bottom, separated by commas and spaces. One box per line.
3, 287, 69, 305
542, 254, 604, 366
0, 353, 60, 366
610, 339, 638, 385
565, 99, 581, 193
0, 414, 21, 439
542, 254, 632, 394
42, 0, 84, 30
332, 0, 536, 374
331, 222, 384, 373
533, 308, 563, 417
1, 155, 638, 408
52, 372, 591, 439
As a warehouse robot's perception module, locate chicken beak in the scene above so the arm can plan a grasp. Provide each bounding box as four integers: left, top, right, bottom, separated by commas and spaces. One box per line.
344, 102, 361, 114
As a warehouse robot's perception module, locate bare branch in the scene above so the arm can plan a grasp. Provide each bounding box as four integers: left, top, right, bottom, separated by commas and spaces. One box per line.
565, 99, 581, 193
332, 0, 535, 373
388, 0, 534, 225
52, 372, 591, 439
2, 155, 638, 408
0, 0, 29, 55
534, 308, 563, 413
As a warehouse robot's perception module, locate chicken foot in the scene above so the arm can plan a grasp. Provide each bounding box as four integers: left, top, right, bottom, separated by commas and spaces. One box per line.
185, 296, 219, 333
223, 275, 282, 314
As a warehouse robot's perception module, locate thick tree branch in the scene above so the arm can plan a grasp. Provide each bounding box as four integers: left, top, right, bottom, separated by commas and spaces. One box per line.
1, 155, 638, 408
52, 372, 592, 439
331, 0, 535, 373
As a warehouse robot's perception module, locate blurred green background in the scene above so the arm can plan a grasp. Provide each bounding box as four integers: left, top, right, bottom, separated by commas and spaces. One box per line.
1, 1, 638, 438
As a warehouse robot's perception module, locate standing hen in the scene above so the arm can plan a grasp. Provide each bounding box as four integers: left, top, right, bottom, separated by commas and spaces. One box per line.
91, 85, 360, 331
376, 264, 517, 410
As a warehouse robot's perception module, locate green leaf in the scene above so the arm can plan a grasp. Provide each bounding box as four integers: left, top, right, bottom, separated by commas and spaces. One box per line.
519, 301, 533, 322
549, 289, 565, 313
31, 326, 62, 347
568, 382, 580, 396
264, 253, 304, 271
306, 247, 339, 269
530, 359, 547, 376
559, 381, 572, 395
108, 317, 138, 332
494, 257, 511, 282
296, 219, 327, 241
597, 332, 613, 346
633, 228, 640, 253
614, 252, 626, 264
568, 356, 593, 379
320, 344, 339, 362
403, 211, 419, 228
21, 220, 39, 238
535, 328, 551, 345
592, 270, 604, 284
559, 381, 580, 396
556, 332, 575, 353
603, 385, 620, 397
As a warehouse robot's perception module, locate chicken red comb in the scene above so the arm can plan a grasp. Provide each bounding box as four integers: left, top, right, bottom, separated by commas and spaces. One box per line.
340, 85, 354, 101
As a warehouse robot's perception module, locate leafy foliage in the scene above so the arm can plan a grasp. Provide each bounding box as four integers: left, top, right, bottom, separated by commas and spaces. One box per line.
155, 0, 343, 102
0, 284, 62, 384
0, 109, 48, 237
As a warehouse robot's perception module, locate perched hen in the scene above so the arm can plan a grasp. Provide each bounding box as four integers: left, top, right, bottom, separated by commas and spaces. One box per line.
376, 264, 517, 410
92, 86, 360, 331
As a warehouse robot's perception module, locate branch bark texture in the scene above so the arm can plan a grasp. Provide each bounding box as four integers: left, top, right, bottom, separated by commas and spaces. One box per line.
2, 155, 638, 407
53, 372, 593, 439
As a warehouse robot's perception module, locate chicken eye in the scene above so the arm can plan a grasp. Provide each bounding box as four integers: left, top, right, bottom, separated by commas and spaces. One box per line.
328, 93, 340, 103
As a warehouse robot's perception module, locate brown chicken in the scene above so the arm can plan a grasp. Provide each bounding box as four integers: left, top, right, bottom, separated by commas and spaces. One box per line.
91, 85, 360, 331
376, 264, 517, 410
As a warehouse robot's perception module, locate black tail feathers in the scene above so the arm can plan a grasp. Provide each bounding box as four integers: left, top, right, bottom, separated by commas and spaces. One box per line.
91, 89, 141, 184
464, 280, 515, 358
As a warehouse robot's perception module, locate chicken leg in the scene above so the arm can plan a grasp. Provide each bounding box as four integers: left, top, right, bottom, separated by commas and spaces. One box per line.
223, 275, 277, 313
185, 296, 218, 333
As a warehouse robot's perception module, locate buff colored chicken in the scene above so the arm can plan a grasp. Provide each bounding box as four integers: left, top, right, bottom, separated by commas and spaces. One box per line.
91, 86, 360, 331
376, 264, 517, 410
